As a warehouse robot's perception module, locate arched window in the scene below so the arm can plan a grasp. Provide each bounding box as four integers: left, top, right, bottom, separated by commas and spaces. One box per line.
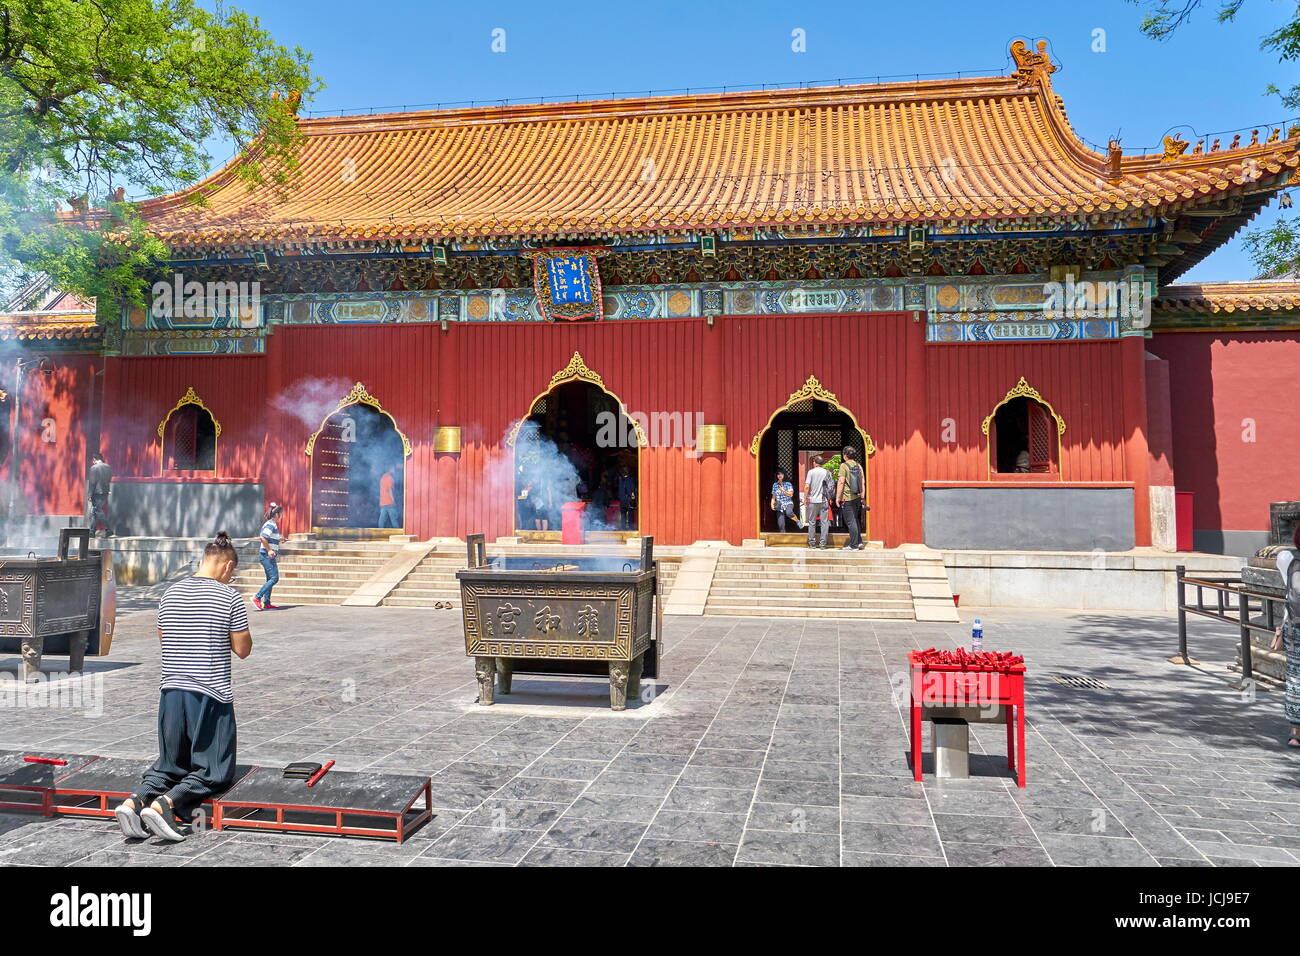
159, 388, 219, 472
982, 377, 1064, 477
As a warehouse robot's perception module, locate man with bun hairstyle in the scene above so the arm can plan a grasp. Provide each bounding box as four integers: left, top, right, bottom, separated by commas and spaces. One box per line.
114, 531, 252, 842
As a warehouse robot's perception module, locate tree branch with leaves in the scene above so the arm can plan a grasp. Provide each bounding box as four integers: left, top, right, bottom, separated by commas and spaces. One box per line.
1134, 0, 1300, 276
0, 0, 321, 309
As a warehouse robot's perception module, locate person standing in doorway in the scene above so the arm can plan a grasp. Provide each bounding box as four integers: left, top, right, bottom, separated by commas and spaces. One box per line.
770, 469, 800, 533
253, 502, 281, 611
1271, 525, 1300, 747
836, 446, 868, 551
617, 464, 637, 530
113, 531, 252, 842
378, 467, 399, 528
86, 452, 113, 538
803, 456, 832, 548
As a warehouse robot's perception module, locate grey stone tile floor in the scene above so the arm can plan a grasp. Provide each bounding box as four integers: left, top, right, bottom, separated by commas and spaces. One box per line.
1, 593, 1297, 867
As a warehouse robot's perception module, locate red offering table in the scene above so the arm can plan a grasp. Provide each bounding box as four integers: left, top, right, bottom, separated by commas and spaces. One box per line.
908, 649, 1027, 788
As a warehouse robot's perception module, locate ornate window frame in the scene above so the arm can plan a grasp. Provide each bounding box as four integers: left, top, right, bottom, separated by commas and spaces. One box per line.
980, 376, 1066, 479
157, 387, 221, 473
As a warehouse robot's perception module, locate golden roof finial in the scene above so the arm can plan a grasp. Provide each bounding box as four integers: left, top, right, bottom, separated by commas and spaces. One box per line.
1161, 135, 1190, 162
1010, 39, 1057, 87
1105, 140, 1123, 182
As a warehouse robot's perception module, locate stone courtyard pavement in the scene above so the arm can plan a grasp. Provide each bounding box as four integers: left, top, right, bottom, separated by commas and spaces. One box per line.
1, 594, 1297, 867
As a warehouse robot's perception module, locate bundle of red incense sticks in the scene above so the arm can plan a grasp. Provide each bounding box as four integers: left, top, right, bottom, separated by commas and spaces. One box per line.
910, 648, 1024, 668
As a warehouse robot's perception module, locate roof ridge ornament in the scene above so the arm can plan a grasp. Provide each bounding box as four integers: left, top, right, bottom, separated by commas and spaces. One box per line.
1009, 40, 1057, 87
272, 89, 302, 116
1162, 135, 1190, 162
1105, 140, 1123, 182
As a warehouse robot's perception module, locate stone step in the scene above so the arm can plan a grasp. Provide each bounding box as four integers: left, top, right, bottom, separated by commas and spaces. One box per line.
703, 603, 914, 620
382, 597, 462, 608
713, 562, 908, 573
383, 585, 460, 597
712, 556, 904, 564
276, 547, 400, 558
707, 592, 913, 608
235, 580, 358, 594
242, 567, 383, 578
235, 567, 376, 580
263, 555, 392, 565
712, 571, 909, 585
715, 562, 907, 571
710, 584, 913, 598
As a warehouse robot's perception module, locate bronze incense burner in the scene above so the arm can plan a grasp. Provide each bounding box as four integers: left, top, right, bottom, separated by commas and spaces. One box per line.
457, 535, 660, 710
0, 530, 114, 682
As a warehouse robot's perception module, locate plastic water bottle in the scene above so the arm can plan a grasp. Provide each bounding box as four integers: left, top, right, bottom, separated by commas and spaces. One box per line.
971, 618, 983, 654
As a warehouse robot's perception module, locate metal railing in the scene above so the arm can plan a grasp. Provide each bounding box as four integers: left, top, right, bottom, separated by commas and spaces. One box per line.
1175, 564, 1284, 683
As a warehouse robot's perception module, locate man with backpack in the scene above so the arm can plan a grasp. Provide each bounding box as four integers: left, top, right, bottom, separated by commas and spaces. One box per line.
803, 455, 833, 549
835, 445, 868, 551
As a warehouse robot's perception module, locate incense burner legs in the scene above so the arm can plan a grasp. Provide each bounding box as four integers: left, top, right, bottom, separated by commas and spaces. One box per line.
68, 631, 88, 673
475, 656, 497, 705
627, 653, 645, 702
608, 660, 630, 711
20, 636, 42, 683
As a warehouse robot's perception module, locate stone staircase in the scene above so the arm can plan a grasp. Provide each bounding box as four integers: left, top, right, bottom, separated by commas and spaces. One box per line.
382, 548, 681, 609
231, 537, 684, 609
230, 539, 401, 606
382, 550, 466, 608
703, 548, 916, 620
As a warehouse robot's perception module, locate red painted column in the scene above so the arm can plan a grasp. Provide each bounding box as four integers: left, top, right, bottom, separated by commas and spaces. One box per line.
902, 310, 928, 546
436, 322, 460, 538
1144, 353, 1174, 486
700, 315, 726, 542
1121, 335, 1152, 547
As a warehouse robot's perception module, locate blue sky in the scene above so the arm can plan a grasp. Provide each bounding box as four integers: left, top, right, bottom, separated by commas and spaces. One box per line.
224, 0, 1299, 281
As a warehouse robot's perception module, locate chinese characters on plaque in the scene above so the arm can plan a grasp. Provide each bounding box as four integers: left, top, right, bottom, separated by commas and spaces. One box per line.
532, 249, 604, 321
483, 600, 601, 639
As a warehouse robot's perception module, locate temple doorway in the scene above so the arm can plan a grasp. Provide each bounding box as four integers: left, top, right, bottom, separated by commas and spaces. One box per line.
514, 380, 640, 536
308, 392, 408, 534
755, 396, 869, 539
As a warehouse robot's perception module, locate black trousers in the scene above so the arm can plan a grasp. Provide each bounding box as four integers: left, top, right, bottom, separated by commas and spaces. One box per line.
136, 689, 237, 815
88, 495, 111, 535
842, 499, 864, 549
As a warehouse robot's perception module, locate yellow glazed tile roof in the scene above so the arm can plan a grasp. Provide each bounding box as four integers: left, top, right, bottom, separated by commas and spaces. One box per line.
124, 42, 1300, 250
0, 310, 99, 340
1154, 280, 1300, 314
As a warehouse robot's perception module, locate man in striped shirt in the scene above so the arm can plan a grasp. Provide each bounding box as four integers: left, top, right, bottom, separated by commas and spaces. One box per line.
114, 532, 252, 842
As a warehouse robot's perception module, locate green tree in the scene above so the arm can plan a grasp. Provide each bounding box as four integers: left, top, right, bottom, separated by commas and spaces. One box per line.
0, 0, 321, 310
1134, 1, 1300, 276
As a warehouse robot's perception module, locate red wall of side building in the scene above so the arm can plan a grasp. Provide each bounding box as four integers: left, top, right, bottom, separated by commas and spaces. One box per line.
1148, 330, 1299, 537
86, 314, 1153, 546
102, 354, 267, 481
5, 353, 100, 516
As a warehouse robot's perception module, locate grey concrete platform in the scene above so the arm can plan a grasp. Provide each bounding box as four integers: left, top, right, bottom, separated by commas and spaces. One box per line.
0, 590, 1295, 867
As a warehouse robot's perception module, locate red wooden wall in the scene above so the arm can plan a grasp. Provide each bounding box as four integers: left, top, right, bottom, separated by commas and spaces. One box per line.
7, 353, 99, 515
1148, 330, 1299, 535
102, 354, 266, 481
77, 314, 1152, 546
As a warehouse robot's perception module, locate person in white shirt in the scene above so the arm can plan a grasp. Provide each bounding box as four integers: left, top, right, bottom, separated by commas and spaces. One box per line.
253, 502, 282, 611
803, 455, 832, 549
1270, 525, 1300, 748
